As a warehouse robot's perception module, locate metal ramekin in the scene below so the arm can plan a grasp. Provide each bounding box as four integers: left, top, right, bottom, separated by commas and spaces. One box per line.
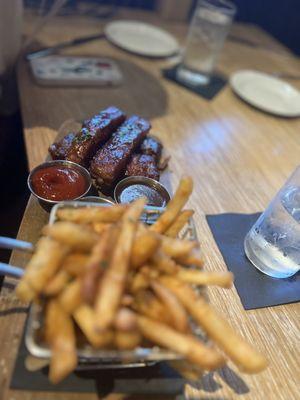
114, 176, 170, 207
27, 160, 92, 210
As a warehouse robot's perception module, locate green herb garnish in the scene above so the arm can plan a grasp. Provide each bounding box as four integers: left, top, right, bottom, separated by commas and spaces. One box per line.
100, 260, 108, 269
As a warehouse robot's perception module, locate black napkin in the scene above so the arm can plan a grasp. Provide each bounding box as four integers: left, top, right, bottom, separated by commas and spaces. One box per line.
10, 331, 185, 394
206, 213, 300, 310
11, 327, 251, 396
162, 64, 227, 100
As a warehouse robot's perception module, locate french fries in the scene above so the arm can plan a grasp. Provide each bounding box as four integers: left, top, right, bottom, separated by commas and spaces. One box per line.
177, 249, 204, 268
43, 222, 98, 252
131, 229, 161, 268
56, 204, 127, 223
58, 279, 82, 313
177, 269, 234, 288
137, 315, 225, 371
16, 279, 36, 302
160, 276, 268, 373
151, 249, 179, 274
16, 237, 69, 300
93, 222, 112, 234
150, 281, 189, 333
161, 236, 197, 260
61, 253, 89, 276
45, 300, 77, 384
43, 270, 71, 296
16, 176, 267, 383
73, 305, 113, 348
114, 308, 138, 331
150, 176, 193, 233
95, 198, 146, 330
114, 330, 142, 350
165, 209, 194, 238
132, 289, 171, 324
81, 224, 119, 304
129, 271, 151, 293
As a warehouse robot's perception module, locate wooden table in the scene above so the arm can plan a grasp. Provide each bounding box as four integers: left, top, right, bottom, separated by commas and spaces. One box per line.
1, 8, 300, 400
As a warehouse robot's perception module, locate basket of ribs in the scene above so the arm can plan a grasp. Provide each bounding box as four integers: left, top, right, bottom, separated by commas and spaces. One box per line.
49, 106, 169, 196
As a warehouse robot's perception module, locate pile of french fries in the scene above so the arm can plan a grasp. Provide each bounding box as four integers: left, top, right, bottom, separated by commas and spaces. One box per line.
16, 176, 267, 383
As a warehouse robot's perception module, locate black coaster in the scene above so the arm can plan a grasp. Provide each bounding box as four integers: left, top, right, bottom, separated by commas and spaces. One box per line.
162, 64, 227, 100
206, 213, 300, 310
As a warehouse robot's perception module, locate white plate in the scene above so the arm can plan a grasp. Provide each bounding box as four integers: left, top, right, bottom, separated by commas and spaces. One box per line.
230, 70, 300, 117
105, 20, 179, 58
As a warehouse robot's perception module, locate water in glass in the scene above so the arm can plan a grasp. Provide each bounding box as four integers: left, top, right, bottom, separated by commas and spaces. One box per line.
178, 0, 235, 85
245, 186, 300, 278
183, 6, 232, 75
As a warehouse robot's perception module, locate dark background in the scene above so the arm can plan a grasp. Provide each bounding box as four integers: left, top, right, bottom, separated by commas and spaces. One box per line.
25, 0, 300, 55
228, 0, 300, 55
0, 112, 28, 264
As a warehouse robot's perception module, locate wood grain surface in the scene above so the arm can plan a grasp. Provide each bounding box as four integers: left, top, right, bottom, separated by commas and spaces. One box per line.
1, 8, 300, 400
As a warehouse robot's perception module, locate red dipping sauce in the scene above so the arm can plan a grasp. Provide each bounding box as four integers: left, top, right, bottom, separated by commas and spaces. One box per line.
31, 165, 87, 201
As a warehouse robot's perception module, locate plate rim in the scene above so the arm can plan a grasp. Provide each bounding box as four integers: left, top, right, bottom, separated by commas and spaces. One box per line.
104, 20, 180, 58
230, 69, 300, 117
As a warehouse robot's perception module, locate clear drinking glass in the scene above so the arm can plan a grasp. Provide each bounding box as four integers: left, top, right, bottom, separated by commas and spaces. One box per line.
244, 167, 300, 278
177, 0, 236, 85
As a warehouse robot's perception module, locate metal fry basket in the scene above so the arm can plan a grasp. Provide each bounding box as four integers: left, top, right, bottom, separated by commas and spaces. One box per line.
25, 201, 201, 369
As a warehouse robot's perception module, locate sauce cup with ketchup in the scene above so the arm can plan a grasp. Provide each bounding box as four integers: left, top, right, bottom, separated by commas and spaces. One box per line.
28, 160, 92, 209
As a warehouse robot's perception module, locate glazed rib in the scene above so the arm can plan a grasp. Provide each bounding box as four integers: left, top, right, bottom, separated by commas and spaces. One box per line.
90, 116, 151, 189
125, 154, 160, 181
49, 132, 76, 160
139, 136, 162, 162
49, 106, 126, 166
